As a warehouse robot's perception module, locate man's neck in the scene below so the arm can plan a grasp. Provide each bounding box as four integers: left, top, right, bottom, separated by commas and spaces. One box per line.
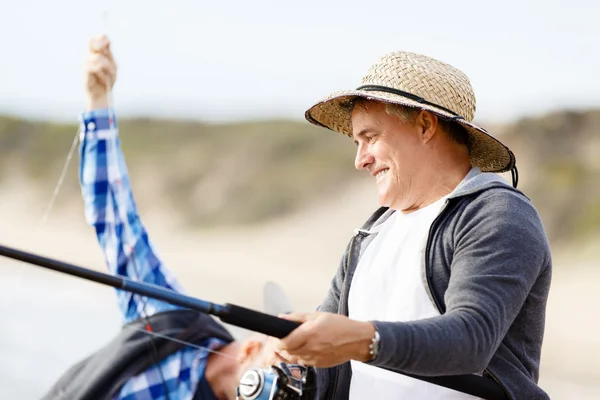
400, 158, 472, 213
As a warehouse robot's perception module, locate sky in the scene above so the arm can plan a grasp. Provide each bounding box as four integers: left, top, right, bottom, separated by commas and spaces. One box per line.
0, 0, 599, 124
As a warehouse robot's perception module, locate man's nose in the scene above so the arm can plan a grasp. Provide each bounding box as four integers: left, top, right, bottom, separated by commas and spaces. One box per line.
354, 144, 374, 171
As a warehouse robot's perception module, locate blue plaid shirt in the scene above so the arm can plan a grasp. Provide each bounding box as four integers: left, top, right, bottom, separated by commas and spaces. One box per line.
78, 109, 223, 400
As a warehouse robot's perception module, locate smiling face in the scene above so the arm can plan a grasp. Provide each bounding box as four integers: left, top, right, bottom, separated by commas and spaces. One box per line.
351, 100, 433, 211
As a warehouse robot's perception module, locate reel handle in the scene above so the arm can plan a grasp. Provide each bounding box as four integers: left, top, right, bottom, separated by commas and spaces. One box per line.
222, 303, 300, 338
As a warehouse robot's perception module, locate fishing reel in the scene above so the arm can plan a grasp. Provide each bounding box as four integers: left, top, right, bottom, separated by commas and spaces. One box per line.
236, 363, 317, 400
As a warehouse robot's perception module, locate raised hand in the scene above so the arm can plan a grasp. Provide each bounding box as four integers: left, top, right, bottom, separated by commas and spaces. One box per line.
83, 34, 117, 111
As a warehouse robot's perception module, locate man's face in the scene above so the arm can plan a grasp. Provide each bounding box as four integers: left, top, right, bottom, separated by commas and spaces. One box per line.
351, 101, 425, 211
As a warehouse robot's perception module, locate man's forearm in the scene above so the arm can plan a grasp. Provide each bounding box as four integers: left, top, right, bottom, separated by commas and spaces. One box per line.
368, 312, 497, 376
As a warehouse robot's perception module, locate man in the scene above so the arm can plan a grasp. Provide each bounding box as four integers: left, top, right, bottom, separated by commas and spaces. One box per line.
272, 52, 552, 399
42, 35, 270, 400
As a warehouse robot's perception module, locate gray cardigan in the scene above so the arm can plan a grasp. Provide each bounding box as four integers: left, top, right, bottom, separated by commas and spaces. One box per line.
316, 169, 552, 400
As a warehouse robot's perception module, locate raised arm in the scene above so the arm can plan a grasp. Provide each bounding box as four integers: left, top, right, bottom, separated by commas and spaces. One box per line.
79, 35, 185, 323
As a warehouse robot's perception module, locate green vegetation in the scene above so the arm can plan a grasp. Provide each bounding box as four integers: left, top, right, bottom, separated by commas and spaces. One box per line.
0, 115, 359, 226
501, 109, 600, 245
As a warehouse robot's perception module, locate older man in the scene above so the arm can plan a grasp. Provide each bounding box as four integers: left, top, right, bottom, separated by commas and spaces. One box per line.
274, 52, 552, 400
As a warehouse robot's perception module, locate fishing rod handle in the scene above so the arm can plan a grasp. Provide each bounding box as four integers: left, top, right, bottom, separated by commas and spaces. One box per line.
222, 303, 300, 338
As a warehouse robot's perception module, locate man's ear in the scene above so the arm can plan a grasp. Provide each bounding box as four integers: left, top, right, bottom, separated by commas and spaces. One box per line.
238, 337, 265, 364
417, 111, 439, 144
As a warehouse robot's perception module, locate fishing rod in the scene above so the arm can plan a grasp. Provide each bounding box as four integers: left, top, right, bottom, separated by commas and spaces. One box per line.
0, 243, 508, 400
0, 244, 298, 339
0, 243, 315, 400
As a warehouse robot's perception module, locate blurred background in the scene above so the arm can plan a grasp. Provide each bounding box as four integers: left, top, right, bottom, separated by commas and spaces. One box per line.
0, 0, 598, 398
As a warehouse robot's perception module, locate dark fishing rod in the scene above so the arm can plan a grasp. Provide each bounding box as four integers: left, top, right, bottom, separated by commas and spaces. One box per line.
0, 243, 508, 400
0, 243, 298, 339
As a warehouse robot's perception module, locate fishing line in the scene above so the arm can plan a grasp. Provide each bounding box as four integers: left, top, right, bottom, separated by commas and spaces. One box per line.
19, 12, 276, 398
38, 11, 171, 398
40, 131, 80, 225
97, 11, 172, 398
40, 11, 112, 226
130, 326, 240, 361
129, 253, 173, 400
131, 325, 277, 374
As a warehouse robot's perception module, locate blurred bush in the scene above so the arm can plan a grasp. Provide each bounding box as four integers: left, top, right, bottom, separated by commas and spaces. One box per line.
0, 108, 598, 248
0, 115, 358, 226
500, 109, 600, 245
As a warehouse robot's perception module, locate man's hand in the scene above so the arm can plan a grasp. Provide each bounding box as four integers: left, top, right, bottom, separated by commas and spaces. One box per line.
272, 312, 376, 368
258, 336, 300, 368
84, 35, 117, 111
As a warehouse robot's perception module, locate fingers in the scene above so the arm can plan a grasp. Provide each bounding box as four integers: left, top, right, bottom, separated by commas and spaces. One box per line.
87, 34, 116, 76
278, 312, 310, 323
278, 320, 313, 353
258, 337, 298, 368
86, 52, 117, 87
276, 312, 320, 354
274, 349, 299, 364
89, 34, 110, 53
87, 53, 115, 74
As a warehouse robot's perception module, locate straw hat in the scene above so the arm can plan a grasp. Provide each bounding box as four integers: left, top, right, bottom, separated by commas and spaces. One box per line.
304, 51, 516, 174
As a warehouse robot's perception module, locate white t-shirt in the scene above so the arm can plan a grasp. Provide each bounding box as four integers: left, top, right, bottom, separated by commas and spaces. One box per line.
347, 195, 482, 400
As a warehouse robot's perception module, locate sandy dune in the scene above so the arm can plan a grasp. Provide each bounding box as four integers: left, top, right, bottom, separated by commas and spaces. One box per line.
0, 179, 598, 399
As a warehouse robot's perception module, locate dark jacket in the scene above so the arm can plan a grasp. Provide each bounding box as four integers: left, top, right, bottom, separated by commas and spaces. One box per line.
41, 309, 234, 400
316, 169, 552, 400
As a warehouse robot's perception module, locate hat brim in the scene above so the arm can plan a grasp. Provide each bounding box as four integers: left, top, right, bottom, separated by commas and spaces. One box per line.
305, 89, 515, 173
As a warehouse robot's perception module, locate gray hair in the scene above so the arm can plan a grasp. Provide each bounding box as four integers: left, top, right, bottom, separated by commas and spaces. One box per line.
342, 97, 472, 153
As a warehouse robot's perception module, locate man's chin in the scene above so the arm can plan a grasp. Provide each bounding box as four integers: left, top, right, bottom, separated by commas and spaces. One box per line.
377, 193, 392, 208
378, 190, 404, 211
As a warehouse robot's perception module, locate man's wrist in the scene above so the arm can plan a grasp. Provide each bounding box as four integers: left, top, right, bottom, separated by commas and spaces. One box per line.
368, 326, 380, 361
85, 95, 109, 112
353, 321, 378, 363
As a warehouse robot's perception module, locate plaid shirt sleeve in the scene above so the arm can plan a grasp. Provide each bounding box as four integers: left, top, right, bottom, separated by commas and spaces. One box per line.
78, 109, 224, 400
78, 108, 186, 323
